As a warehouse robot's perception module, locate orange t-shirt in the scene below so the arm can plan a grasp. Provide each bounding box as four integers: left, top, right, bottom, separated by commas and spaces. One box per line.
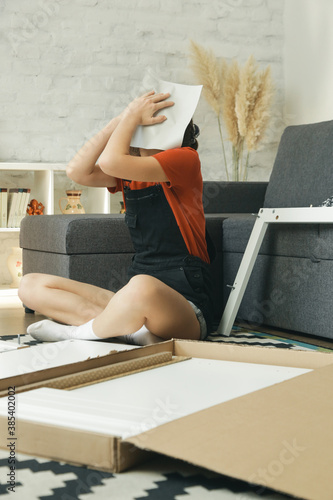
108, 147, 209, 263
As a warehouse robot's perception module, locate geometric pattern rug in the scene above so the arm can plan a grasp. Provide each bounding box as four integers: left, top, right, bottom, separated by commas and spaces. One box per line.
207, 325, 333, 352
0, 450, 290, 500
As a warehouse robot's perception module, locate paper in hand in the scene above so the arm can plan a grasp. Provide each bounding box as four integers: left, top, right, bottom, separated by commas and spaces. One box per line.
130, 72, 202, 150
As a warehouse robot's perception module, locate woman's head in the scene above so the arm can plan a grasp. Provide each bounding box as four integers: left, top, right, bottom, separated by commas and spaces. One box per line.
181, 119, 200, 150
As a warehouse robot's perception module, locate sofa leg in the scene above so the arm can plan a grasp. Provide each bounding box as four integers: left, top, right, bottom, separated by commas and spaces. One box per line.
24, 306, 35, 314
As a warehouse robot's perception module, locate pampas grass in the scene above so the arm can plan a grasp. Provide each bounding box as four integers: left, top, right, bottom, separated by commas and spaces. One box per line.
189, 41, 274, 181
189, 40, 224, 115
245, 66, 274, 152
223, 60, 241, 147
189, 40, 229, 179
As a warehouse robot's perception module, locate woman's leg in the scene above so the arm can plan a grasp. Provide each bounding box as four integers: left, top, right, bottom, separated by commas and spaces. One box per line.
25, 274, 201, 342
93, 274, 201, 340
18, 273, 114, 326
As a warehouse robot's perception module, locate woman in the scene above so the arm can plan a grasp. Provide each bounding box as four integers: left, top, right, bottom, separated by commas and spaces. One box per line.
19, 91, 215, 345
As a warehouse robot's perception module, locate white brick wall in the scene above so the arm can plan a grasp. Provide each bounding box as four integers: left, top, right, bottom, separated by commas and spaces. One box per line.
0, 1, 286, 285
1, 0, 286, 180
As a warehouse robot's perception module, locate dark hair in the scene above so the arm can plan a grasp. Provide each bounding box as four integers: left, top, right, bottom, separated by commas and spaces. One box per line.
181, 119, 200, 150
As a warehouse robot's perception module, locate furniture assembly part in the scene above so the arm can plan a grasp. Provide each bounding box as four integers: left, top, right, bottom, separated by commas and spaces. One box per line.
1, 339, 332, 500
218, 207, 333, 336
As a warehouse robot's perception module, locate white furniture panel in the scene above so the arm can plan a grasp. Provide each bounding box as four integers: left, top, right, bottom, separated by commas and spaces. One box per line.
0, 358, 311, 439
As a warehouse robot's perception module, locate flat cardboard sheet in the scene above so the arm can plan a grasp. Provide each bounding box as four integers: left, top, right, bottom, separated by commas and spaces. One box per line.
127, 362, 333, 500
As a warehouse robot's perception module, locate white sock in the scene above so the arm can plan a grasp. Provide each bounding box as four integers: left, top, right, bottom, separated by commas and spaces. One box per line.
27, 320, 162, 345
27, 319, 100, 342
116, 325, 162, 346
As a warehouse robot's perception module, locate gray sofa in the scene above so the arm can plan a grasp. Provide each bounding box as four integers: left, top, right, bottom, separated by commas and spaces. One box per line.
20, 119, 333, 339
20, 182, 267, 327
223, 119, 333, 340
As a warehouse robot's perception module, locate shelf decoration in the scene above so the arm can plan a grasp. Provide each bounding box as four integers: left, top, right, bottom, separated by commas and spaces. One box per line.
27, 199, 44, 216
59, 190, 85, 214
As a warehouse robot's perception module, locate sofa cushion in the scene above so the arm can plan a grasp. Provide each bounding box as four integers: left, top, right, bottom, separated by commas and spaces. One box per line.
22, 249, 134, 292
20, 214, 134, 254
264, 119, 333, 208
203, 181, 267, 213
223, 251, 333, 339
20, 213, 228, 257
223, 217, 333, 260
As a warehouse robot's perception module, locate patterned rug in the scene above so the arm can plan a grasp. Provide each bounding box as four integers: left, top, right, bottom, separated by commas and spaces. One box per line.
0, 450, 289, 500
207, 326, 333, 352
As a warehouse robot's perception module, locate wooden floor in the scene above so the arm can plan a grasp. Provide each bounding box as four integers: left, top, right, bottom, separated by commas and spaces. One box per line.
0, 291, 46, 337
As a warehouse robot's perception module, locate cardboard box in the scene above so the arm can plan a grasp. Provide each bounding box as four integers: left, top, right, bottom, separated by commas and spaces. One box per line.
0, 339, 333, 500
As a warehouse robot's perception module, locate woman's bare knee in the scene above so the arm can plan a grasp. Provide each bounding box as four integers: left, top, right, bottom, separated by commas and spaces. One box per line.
18, 273, 46, 307
125, 274, 200, 340
125, 275, 161, 307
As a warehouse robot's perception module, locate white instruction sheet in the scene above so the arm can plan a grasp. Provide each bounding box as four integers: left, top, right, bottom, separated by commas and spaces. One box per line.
130, 71, 202, 150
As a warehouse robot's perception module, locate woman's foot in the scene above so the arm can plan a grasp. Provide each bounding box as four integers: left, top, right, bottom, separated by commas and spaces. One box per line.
27, 319, 100, 342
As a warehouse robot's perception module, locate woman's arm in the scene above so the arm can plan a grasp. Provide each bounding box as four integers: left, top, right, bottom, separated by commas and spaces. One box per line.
98, 92, 174, 182
66, 116, 123, 187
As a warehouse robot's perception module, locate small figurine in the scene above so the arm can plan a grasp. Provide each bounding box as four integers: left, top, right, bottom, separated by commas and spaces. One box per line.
27, 199, 45, 215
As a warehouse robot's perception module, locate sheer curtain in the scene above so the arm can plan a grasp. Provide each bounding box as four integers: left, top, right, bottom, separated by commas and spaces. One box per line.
284, 0, 333, 124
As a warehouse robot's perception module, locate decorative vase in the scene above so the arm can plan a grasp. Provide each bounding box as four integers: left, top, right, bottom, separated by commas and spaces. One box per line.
7, 247, 23, 288
59, 190, 85, 214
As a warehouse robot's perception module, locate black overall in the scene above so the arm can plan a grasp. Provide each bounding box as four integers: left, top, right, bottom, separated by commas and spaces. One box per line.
124, 183, 215, 335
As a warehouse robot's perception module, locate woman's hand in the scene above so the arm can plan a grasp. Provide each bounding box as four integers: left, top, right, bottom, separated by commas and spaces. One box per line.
98, 90, 173, 179
125, 91, 174, 125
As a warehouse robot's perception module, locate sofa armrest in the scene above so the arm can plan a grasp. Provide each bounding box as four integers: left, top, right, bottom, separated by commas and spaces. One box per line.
203, 181, 268, 214
20, 214, 134, 254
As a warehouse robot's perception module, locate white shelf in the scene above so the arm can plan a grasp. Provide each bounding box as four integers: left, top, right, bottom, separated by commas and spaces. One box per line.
0, 162, 66, 217
0, 162, 115, 289
0, 162, 114, 219
0, 162, 66, 172
0, 228, 20, 233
